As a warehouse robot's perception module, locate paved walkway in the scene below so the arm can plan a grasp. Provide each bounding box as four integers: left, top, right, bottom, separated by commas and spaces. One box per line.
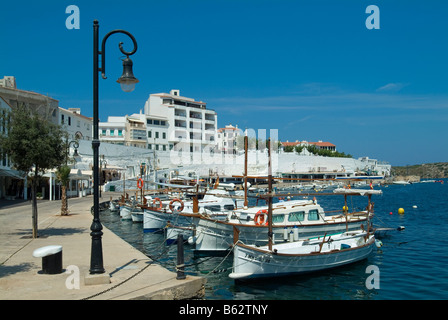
0, 193, 206, 300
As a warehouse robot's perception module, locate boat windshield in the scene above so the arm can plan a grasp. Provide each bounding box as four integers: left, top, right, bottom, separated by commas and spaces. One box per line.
288, 211, 305, 222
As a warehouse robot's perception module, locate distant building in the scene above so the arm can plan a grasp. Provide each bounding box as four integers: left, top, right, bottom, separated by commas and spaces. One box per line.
217, 124, 242, 154
144, 89, 217, 153
99, 116, 126, 145
280, 140, 337, 152
0, 96, 25, 199
0, 76, 59, 124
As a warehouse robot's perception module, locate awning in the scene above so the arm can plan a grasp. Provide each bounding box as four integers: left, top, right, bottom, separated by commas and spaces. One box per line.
70, 169, 92, 180
0, 168, 25, 180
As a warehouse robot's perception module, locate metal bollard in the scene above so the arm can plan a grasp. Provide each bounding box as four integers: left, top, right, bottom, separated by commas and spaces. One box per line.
176, 234, 186, 280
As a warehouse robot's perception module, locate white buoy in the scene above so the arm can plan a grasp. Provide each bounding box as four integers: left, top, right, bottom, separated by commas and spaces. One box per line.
375, 239, 383, 248
413, 205, 417, 209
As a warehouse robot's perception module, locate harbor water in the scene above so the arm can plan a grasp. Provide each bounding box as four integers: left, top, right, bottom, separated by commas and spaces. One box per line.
100, 180, 448, 300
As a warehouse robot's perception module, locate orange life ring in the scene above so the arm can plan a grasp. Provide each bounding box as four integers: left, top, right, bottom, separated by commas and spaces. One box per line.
254, 209, 268, 226
169, 199, 184, 213
137, 178, 144, 189
152, 197, 163, 210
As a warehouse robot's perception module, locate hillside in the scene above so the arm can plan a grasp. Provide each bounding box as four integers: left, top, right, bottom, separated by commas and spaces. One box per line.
391, 162, 448, 179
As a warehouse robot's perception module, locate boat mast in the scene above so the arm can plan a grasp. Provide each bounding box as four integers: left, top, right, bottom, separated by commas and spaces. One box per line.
244, 134, 248, 208
267, 138, 273, 251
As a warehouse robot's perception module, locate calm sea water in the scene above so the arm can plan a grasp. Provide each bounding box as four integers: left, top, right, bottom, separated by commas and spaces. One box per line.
100, 179, 448, 300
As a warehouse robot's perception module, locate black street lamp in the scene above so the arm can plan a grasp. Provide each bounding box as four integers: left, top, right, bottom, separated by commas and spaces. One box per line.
66, 140, 79, 166
90, 20, 138, 274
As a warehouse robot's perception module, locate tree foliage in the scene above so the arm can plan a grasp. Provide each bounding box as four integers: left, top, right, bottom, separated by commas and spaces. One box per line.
0, 104, 65, 237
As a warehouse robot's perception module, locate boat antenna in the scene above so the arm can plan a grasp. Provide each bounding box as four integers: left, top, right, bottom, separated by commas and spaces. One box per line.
267, 138, 274, 251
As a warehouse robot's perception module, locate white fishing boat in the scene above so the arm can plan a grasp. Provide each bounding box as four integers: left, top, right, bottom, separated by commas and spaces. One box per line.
119, 198, 142, 221
143, 188, 237, 233
183, 189, 379, 252
109, 199, 120, 212
229, 230, 376, 280
131, 210, 143, 223
119, 204, 131, 220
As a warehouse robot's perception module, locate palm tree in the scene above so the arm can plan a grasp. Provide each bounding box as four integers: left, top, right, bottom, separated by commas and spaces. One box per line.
56, 165, 71, 215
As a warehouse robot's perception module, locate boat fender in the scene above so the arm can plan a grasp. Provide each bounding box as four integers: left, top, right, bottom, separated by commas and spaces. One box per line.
188, 236, 196, 245
283, 227, 288, 241
289, 230, 294, 242
254, 209, 268, 226
293, 226, 299, 241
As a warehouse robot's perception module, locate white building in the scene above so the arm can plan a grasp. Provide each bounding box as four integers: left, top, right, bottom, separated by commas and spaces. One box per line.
99, 116, 126, 145
0, 96, 25, 199
144, 89, 217, 154
58, 107, 92, 141
217, 124, 242, 154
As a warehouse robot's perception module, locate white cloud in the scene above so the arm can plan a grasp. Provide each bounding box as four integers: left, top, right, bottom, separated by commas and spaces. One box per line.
376, 83, 408, 92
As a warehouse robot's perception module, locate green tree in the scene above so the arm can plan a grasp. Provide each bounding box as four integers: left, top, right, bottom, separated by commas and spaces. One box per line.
0, 105, 65, 238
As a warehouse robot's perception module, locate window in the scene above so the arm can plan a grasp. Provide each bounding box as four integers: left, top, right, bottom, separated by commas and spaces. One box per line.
118, 130, 122, 136
148, 144, 152, 150
162, 145, 166, 151
161, 121, 166, 126
162, 132, 166, 139
288, 211, 305, 222
148, 131, 152, 138
61, 114, 65, 124
273, 214, 285, 224
147, 119, 153, 125
308, 209, 320, 221
102, 129, 106, 136
68, 117, 71, 126
224, 204, 235, 210
110, 130, 114, 136
155, 132, 159, 139
206, 205, 221, 212
155, 145, 159, 150
154, 120, 160, 125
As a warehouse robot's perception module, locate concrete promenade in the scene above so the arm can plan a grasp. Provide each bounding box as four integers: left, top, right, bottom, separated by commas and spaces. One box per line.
0, 192, 206, 300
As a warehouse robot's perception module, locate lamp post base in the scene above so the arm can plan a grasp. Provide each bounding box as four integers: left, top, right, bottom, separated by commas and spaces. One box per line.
84, 272, 111, 286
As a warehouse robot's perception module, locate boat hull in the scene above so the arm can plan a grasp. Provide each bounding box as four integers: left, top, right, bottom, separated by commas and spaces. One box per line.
131, 211, 143, 223
143, 209, 195, 233
193, 217, 369, 252
229, 233, 375, 280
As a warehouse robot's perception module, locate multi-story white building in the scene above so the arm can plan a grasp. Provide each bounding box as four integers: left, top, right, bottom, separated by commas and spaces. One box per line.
125, 113, 146, 149
216, 124, 242, 154
144, 89, 217, 154
58, 107, 92, 141
99, 116, 126, 145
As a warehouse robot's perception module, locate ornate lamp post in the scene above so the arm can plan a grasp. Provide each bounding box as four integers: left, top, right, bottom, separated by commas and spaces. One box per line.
90, 20, 138, 274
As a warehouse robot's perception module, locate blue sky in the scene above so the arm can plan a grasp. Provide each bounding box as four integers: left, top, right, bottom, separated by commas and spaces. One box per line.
1, 0, 447, 166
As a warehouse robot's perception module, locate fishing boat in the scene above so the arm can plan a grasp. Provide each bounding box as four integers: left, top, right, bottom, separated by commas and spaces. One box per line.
131, 210, 143, 222
229, 230, 376, 280
109, 198, 120, 212
183, 188, 380, 252
142, 188, 238, 233
229, 139, 376, 280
